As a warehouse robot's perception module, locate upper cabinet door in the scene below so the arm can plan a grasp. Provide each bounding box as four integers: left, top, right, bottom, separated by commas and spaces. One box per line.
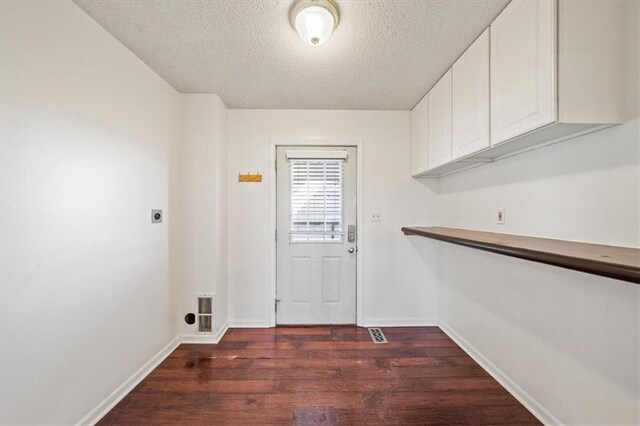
452, 29, 490, 160
410, 95, 428, 176
490, 0, 557, 145
427, 70, 452, 170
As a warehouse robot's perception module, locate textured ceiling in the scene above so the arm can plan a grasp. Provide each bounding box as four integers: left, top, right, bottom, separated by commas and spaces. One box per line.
74, 0, 510, 110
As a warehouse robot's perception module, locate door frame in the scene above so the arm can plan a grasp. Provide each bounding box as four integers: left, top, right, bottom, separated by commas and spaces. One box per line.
268, 139, 364, 327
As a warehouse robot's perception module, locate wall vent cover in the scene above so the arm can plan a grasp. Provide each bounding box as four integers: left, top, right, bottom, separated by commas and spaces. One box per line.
195, 294, 213, 334
368, 327, 388, 344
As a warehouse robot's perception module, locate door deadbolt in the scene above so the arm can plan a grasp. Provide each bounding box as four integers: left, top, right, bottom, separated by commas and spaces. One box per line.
347, 224, 356, 242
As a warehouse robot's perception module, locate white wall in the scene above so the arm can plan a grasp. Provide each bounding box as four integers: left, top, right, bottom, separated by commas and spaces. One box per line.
435, 120, 640, 425
438, 244, 639, 425
438, 120, 640, 246
227, 110, 440, 327
432, 2, 640, 423
214, 97, 229, 336
175, 94, 228, 338
0, 1, 181, 424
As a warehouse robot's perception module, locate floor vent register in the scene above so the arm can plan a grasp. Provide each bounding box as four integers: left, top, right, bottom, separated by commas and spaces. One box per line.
367, 327, 388, 344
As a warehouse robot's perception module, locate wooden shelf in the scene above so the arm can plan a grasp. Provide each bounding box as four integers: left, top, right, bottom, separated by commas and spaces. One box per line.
401, 227, 640, 284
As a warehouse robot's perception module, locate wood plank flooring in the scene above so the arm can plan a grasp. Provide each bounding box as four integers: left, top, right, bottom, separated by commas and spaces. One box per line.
98, 326, 540, 425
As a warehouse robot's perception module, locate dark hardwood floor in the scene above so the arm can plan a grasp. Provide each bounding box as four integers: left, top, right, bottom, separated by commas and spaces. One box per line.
98, 326, 540, 425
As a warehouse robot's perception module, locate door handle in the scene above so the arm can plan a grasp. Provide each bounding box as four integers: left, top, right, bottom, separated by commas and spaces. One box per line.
347, 247, 355, 254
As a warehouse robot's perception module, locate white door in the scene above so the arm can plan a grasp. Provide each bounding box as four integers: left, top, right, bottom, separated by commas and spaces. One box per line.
490, 0, 556, 145
452, 28, 490, 160
428, 69, 452, 169
276, 146, 357, 325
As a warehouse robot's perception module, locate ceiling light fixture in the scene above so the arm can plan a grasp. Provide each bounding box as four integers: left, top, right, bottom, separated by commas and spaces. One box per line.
291, 0, 339, 46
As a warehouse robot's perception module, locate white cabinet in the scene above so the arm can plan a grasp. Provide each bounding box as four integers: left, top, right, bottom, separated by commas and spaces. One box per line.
410, 95, 428, 176
452, 28, 490, 160
413, 0, 628, 178
556, 0, 627, 124
490, 0, 556, 145
489, 0, 626, 150
427, 70, 452, 170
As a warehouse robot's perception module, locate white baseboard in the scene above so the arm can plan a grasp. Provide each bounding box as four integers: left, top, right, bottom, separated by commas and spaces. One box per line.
228, 319, 270, 328
76, 335, 181, 426
180, 322, 229, 343
363, 317, 438, 327
439, 322, 561, 426
78, 322, 231, 425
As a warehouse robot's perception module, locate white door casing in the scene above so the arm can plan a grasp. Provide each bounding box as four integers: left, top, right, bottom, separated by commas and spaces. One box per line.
276, 146, 357, 324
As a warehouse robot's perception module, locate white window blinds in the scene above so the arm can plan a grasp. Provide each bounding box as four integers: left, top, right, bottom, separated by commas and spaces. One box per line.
289, 158, 344, 242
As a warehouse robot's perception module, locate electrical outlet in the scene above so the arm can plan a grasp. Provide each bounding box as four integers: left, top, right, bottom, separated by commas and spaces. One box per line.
371, 212, 382, 222
496, 208, 505, 225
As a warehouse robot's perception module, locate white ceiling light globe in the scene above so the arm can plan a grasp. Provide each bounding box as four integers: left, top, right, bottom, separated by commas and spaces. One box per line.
294, 6, 333, 46
291, 0, 339, 46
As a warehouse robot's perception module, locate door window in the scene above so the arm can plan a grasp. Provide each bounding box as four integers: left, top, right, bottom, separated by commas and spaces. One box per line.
289, 158, 344, 243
